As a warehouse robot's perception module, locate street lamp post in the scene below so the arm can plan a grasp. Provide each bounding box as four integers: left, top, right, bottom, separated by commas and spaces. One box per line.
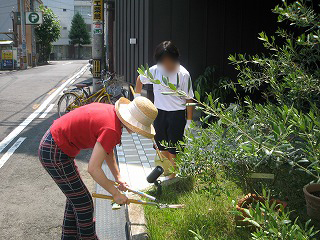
92, 0, 104, 93
19, 0, 27, 69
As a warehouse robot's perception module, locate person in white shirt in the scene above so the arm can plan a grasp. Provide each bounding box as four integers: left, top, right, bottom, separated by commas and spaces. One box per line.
135, 41, 194, 179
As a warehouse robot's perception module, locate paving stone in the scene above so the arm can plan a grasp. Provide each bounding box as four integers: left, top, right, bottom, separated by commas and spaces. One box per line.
138, 150, 145, 155
139, 156, 148, 161
144, 149, 156, 154
124, 149, 138, 154
122, 139, 135, 142
125, 155, 140, 161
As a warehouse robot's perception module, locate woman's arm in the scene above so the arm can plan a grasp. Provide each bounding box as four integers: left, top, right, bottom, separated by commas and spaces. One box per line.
88, 142, 128, 204
105, 150, 129, 191
105, 149, 121, 180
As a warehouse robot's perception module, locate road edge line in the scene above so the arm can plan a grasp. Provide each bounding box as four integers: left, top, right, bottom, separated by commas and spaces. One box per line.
0, 137, 27, 168
0, 64, 88, 153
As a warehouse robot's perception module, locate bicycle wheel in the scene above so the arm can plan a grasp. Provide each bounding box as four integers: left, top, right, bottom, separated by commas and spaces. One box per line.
70, 88, 90, 99
97, 95, 112, 104
58, 92, 81, 117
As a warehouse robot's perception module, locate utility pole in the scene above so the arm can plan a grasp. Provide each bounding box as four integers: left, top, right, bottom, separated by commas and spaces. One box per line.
30, 0, 36, 67
92, 0, 104, 93
106, 1, 115, 73
19, 0, 27, 69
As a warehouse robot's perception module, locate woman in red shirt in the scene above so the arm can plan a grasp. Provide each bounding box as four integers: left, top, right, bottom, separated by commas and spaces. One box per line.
38, 97, 157, 240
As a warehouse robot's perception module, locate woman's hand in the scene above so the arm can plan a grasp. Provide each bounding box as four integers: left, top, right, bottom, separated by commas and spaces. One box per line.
113, 191, 129, 205
116, 177, 129, 191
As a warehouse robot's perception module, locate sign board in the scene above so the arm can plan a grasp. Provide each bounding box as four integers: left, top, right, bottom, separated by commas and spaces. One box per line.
93, 0, 103, 21
2, 50, 13, 60
93, 23, 103, 35
249, 173, 275, 180
26, 12, 43, 25
2, 60, 13, 68
92, 59, 101, 78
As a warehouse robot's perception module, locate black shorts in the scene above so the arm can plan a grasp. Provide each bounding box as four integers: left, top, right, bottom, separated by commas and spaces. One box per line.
153, 109, 186, 154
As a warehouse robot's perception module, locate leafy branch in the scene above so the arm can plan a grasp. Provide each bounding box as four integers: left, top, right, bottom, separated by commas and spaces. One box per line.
138, 64, 320, 181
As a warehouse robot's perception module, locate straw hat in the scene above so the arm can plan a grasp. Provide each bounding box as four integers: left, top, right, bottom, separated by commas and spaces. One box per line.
115, 96, 158, 139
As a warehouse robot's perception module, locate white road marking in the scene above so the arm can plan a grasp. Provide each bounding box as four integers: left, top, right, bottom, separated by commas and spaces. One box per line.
62, 61, 73, 65
0, 137, 26, 169
39, 104, 55, 119
0, 64, 88, 153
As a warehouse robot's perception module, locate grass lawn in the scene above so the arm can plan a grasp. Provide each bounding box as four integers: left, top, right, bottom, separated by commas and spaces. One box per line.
144, 177, 251, 240
143, 164, 320, 239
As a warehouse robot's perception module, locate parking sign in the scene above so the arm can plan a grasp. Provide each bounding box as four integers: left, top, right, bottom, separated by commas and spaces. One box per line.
26, 12, 43, 25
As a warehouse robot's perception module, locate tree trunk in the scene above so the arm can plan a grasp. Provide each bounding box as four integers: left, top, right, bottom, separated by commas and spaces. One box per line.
78, 42, 81, 59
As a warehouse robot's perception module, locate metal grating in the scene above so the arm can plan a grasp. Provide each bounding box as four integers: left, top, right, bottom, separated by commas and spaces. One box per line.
95, 157, 129, 239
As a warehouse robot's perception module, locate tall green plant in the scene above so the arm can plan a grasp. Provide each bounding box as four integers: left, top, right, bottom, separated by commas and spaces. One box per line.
138, 1, 320, 183
228, 1, 320, 111
69, 12, 91, 59
35, 5, 61, 63
193, 66, 231, 103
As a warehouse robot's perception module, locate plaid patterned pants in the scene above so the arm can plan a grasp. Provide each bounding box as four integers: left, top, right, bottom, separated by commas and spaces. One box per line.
39, 130, 98, 240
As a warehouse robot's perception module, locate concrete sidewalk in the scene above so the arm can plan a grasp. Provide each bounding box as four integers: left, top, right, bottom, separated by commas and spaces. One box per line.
117, 131, 156, 190
95, 129, 158, 240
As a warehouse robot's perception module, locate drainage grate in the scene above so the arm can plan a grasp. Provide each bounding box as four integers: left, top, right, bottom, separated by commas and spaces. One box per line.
95, 154, 130, 239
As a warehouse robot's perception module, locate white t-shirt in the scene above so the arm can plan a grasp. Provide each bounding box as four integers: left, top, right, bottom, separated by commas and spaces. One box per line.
140, 65, 194, 111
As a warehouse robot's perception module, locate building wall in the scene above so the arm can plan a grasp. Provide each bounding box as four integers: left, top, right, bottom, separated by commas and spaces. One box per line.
0, 0, 18, 41
0, 0, 42, 67
115, 0, 279, 84
42, 0, 74, 46
149, 0, 279, 81
74, 0, 92, 59
42, 0, 92, 59
115, 0, 149, 84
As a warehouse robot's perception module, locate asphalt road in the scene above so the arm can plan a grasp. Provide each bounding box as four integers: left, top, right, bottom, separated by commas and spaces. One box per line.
0, 60, 95, 239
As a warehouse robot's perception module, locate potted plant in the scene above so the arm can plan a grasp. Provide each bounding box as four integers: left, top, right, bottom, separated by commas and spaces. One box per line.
303, 184, 320, 220
235, 193, 287, 227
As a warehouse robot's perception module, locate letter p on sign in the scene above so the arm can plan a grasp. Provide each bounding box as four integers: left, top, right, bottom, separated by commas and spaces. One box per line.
26, 12, 43, 25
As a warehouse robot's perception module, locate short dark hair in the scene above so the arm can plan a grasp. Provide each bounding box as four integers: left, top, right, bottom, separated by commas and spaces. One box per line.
154, 41, 180, 63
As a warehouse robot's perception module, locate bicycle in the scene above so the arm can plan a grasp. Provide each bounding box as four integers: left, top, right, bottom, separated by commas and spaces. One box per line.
57, 71, 128, 117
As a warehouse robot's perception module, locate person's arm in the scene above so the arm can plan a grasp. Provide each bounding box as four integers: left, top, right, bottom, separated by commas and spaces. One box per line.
105, 150, 129, 191
134, 76, 143, 98
88, 142, 128, 204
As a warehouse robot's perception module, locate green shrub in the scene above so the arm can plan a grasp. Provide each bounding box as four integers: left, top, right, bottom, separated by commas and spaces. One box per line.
234, 189, 319, 239
228, 1, 320, 111
193, 66, 231, 103
138, 0, 320, 183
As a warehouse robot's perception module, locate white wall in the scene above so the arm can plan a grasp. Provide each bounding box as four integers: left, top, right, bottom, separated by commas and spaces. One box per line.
0, 0, 18, 41
42, 0, 74, 45
41, 0, 93, 46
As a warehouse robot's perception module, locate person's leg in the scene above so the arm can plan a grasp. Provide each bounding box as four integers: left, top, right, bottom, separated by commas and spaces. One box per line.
62, 199, 78, 238
61, 159, 96, 239
166, 110, 187, 179
39, 131, 98, 240
153, 109, 170, 160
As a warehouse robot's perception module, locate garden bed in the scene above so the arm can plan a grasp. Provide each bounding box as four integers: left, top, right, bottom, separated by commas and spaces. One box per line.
143, 177, 250, 240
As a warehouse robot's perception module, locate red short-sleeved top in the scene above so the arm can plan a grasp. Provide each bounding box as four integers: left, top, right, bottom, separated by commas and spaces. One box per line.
50, 103, 122, 157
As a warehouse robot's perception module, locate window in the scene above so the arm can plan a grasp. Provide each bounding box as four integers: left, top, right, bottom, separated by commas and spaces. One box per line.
74, 6, 91, 18
63, 9, 67, 12
63, 27, 67, 30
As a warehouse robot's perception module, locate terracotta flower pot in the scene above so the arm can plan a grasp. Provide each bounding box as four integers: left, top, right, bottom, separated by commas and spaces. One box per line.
303, 183, 320, 220
236, 193, 287, 227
